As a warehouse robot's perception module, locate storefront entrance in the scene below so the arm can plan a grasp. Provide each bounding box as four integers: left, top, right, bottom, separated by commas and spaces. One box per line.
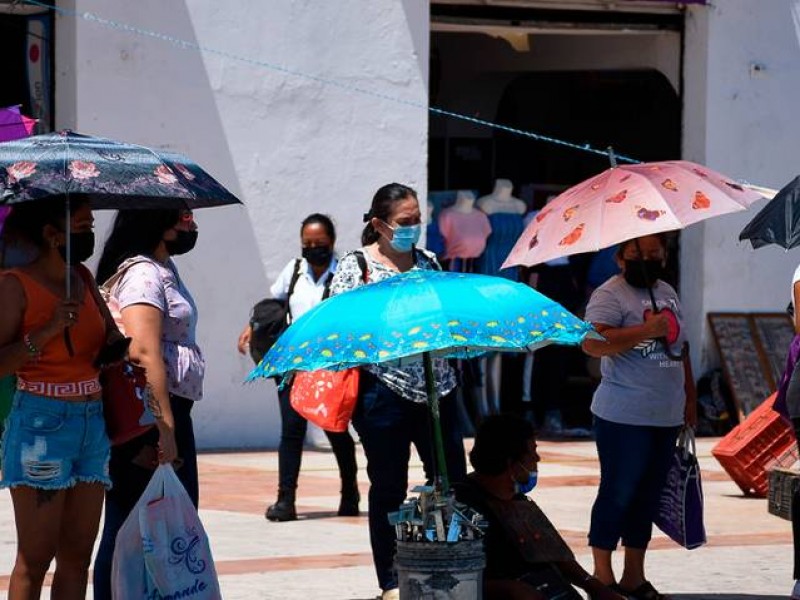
0, 3, 53, 131
428, 1, 684, 432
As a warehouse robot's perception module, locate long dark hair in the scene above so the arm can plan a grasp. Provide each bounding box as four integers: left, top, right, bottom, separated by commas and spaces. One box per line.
96, 209, 181, 283
361, 183, 417, 245
469, 414, 534, 476
301, 213, 336, 243
2, 195, 90, 249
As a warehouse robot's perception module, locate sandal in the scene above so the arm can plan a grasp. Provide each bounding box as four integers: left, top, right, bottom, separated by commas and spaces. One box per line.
619, 581, 668, 600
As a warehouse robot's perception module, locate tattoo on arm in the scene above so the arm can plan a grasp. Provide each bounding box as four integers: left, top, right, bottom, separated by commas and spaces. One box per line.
146, 384, 163, 419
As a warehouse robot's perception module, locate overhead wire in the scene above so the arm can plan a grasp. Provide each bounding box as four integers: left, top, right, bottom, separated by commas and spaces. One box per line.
20, 0, 642, 164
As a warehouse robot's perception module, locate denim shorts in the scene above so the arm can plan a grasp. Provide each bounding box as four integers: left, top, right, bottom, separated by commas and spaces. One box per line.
0, 391, 112, 490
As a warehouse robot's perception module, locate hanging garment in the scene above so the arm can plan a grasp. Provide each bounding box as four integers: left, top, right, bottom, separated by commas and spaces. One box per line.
478, 212, 525, 281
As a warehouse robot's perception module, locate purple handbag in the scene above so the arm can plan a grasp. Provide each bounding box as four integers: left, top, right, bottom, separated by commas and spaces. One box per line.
654, 428, 707, 549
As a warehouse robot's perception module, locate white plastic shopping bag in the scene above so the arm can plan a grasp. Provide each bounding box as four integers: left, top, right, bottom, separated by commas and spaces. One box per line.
111, 464, 222, 599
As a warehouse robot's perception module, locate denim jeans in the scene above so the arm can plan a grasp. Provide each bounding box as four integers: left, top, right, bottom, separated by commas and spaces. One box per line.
588, 416, 679, 550
1, 391, 111, 490
277, 384, 358, 491
352, 372, 467, 591
93, 395, 198, 600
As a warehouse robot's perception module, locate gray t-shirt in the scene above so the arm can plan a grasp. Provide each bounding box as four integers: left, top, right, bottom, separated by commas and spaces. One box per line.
585, 275, 686, 427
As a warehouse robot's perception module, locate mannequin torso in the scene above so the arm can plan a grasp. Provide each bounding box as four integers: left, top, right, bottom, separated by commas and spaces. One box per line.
438, 191, 492, 260
453, 191, 477, 214
478, 179, 526, 216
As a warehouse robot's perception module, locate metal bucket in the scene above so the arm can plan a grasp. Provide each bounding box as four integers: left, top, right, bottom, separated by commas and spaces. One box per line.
396, 539, 485, 599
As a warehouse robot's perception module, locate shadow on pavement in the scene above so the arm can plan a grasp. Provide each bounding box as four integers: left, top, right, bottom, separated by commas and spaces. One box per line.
298, 510, 365, 520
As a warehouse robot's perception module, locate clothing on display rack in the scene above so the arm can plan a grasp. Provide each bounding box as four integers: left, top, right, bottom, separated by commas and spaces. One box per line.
439, 191, 492, 262
477, 180, 526, 281
522, 203, 584, 435
478, 212, 525, 281
425, 202, 446, 258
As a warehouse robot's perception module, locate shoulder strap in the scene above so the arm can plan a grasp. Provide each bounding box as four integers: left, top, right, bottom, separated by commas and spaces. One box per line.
354, 250, 369, 283
321, 272, 335, 301
286, 259, 303, 322
414, 247, 441, 271
77, 264, 118, 335
287, 259, 303, 298
100, 257, 155, 298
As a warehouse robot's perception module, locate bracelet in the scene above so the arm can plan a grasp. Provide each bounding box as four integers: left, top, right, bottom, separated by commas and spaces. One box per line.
23, 333, 41, 358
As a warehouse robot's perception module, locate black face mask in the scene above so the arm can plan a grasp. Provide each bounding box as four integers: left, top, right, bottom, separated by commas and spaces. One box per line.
58, 231, 95, 265
165, 230, 198, 256
623, 259, 664, 288
302, 246, 333, 267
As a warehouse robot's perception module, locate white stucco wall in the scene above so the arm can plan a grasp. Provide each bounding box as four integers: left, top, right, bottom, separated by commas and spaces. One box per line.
55, 0, 430, 448
682, 1, 800, 373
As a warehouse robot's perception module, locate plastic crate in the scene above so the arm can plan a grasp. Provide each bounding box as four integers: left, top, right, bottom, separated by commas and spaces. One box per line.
768, 468, 800, 521
711, 393, 798, 497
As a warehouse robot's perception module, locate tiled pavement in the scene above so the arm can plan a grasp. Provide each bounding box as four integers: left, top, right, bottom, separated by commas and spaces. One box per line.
0, 438, 792, 599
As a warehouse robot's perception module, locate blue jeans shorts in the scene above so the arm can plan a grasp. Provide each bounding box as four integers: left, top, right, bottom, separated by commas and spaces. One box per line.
0, 391, 112, 490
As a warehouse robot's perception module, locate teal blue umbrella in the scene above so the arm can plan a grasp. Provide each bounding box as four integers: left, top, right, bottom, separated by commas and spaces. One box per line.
248, 269, 599, 491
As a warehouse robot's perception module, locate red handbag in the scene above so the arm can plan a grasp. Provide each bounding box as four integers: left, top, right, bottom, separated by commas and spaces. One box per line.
290, 369, 360, 433
100, 361, 156, 445
80, 264, 157, 446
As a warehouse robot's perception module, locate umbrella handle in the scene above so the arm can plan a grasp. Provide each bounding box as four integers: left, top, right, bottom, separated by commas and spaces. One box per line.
661, 339, 688, 362
423, 352, 449, 497
63, 328, 75, 357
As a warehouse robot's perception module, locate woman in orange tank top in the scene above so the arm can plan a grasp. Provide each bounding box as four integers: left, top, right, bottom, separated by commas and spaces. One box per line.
0, 197, 112, 600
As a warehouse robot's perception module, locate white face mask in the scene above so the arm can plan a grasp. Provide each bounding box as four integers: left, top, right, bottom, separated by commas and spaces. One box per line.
385, 223, 421, 253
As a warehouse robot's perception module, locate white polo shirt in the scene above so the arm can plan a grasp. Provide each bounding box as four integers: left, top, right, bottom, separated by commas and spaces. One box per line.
269, 257, 338, 321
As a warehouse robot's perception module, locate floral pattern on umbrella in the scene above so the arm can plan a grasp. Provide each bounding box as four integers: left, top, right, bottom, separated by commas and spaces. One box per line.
0, 130, 241, 210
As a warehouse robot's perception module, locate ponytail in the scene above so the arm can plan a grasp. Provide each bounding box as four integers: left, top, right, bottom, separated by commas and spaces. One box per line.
361, 183, 417, 246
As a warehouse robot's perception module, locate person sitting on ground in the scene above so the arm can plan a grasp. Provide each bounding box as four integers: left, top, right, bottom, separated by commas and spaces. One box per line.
454, 414, 624, 600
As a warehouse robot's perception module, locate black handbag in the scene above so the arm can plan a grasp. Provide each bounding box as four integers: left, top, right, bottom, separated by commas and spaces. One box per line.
249, 296, 293, 364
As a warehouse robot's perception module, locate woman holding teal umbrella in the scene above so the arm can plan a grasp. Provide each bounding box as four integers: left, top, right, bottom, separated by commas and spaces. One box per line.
252, 184, 598, 600
329, 183, 467, 600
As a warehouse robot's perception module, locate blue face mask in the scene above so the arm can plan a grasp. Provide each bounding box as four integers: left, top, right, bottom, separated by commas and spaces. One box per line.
513, 464, 538, 495
387, 223, 421, 253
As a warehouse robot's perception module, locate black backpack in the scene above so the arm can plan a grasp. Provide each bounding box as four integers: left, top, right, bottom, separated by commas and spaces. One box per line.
249, 260, 304, 364
248, 250, 431, 364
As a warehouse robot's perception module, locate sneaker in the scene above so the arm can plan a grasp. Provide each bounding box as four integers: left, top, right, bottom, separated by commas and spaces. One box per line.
381, 589, 400, 600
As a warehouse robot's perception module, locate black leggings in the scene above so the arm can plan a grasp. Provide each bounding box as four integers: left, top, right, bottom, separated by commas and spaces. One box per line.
276, 384, 358, 491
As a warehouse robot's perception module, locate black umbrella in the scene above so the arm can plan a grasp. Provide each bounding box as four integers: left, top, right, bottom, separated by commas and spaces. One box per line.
0, 130, 242, 353
739, 175, 800, 250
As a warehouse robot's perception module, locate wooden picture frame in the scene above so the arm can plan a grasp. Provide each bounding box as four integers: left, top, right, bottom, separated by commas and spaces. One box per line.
750, 312, 794, 388
707, 312, 794, 419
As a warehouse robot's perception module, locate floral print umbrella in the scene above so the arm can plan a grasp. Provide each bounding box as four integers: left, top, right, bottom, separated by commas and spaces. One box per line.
0, 130, 241, 355
0, 130, 241, 209
503, 160, 764, 268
